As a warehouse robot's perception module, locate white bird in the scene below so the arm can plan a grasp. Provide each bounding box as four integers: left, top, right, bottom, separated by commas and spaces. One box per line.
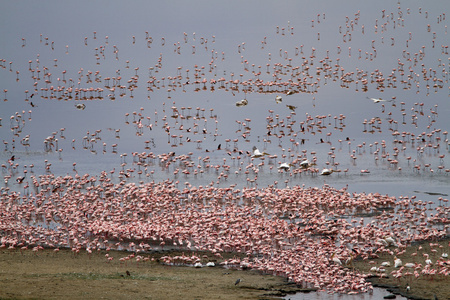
235, 99, 248, 107
381, 261, 391, 267
384, 236, 398, 247
320, 168, 333, 175
75, 103, 86, 110
330, 253, 342, 265
275, 95, 282, 103
278, 162, 293, 171
442, 253, 448, 258
377, 238, 389, 246
251, 146, 269, 158
394, 256, 402, 268
206, 262, 215, 267
404, 262, 415, 268
366, 97, 394, 103
425, 258, 432, 265
194, 262, 203, 268
300, 159, 315, 169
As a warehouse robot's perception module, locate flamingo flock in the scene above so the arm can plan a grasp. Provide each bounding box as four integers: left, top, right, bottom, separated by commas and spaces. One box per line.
1, 173, 449, 294
0, 1, 449, 296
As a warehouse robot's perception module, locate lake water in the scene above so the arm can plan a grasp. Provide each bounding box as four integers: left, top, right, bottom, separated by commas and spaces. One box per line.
0, 0, 448, 298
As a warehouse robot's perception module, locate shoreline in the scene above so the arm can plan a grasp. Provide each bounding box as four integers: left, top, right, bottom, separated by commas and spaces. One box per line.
352, 239, 450, 300
0, 247, 311, 300
1, 239, 449, 299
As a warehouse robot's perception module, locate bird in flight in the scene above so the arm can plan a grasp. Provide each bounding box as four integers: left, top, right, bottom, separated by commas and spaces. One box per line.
286, 104, 297, 111
366, 97, 394, 103
278, 162, 293, 171
75, 103, 86, 110
251, 146, 269, 158
300, 159, 315, 169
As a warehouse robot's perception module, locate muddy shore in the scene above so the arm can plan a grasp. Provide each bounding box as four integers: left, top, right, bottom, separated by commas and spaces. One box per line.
0, 248, 310, 300
1, 239, 449, 300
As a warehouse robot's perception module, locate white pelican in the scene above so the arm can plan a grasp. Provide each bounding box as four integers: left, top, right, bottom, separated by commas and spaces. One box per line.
381, 261, 391, 267
194, 262, 203, 268
206, 262, 215, 267
366, 97, 394, 103
377, 238, 389, 246
394, 256, 402, 268
278, 162, 293, 171
75, 103, 86, 110
300, 159, 316, 169
235, 99, 248, 107
330, 253, 342, 265
275, 95, 282, 103
320, 168, 333, 175
344, 254, 355, 267
384, 236, 398, 247
442, 253, 448, 258
251, 146, 269, 158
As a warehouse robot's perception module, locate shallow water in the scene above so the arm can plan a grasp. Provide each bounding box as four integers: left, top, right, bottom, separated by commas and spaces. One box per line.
0, 0, 449, 298
284, 287, 407, 300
